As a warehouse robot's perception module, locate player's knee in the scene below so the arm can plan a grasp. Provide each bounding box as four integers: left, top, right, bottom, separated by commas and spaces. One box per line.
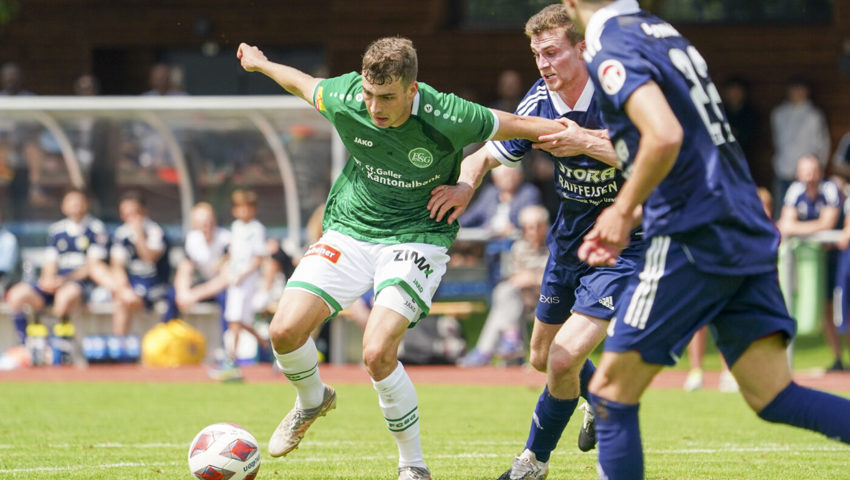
361, 344, 395, 379
528, 349, 548, 372
267, 317, 309, 353
547, 347, 581, 379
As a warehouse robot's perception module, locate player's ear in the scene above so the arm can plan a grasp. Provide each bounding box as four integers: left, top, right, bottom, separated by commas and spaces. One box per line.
408, 80, 419, 98
577, 40, 587, 54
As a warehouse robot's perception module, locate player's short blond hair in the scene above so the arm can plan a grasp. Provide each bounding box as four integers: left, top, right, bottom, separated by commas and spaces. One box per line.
361, 36, 418, 86
525, 4, 583, 46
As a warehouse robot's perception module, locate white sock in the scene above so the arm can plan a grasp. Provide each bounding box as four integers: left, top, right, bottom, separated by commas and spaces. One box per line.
274, 337, 325, 409
373, 362, 426, 469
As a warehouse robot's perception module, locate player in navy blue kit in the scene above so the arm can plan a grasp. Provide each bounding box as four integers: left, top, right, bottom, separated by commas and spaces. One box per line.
561, 1, 850, 478
428, 6, 644, 479
105, 191, 170, 354
5, 189, 109, 344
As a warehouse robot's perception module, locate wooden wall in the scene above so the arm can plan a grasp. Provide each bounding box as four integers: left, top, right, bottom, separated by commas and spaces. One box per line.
2, 0, 850, 186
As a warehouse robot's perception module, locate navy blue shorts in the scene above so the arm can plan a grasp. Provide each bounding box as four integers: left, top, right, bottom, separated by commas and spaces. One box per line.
605, 236, 796, 367
129, 277, 169, 309
536, 242, 644, 325
31, 280, 90, 305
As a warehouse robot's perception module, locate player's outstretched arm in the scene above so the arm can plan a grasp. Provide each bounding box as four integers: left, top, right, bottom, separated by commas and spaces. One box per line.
579, 81, 681, 266
237, 43, 320, 103
490, 109, 565, 142
427, 145, 501, 224
534, 117, 619, 168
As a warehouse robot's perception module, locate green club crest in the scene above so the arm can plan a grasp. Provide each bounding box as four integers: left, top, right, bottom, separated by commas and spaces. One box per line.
408, 147, 434, 168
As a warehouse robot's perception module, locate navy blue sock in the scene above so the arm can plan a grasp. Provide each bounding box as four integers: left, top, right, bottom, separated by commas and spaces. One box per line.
525, 385, 579, 462
161, 288, 178, 323
12, 312, 27, 344
579, 358, 596, 402
758, 382, 850, 443
589, 392, 643, 480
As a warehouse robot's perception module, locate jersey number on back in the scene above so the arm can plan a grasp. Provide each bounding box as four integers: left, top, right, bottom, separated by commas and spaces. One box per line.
669, 46, 735, 146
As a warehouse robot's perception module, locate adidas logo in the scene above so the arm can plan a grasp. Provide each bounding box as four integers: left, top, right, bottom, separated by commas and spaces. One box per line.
598, 296, 614, 310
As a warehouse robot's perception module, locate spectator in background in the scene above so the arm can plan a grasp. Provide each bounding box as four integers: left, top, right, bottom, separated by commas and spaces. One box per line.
161, 202, 230, 333
459, 164, 542, 288
0, 209, 19, 287
4, 189, 109, 363
777, 155, 842, 371
209, 189, 267, 381
490, 69, 524, 112
457, 204, 550, 367
771, 77, 830, 218
0, 61, 49, 213
460, 165, 542, 238
722, 76, 761, 183
142, 63, 187, 96
778, 155, 842, 237
103, 191, 170, 359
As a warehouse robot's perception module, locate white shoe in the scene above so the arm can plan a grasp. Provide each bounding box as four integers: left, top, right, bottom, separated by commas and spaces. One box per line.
718, 370, 739, 393
398, 466, 431, 480
497, 449, 549, 480
268, 385, 336, 457
683, 368, 703, 392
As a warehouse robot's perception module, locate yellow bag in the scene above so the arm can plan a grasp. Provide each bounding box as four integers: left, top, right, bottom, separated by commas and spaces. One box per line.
141, 318, 206, 367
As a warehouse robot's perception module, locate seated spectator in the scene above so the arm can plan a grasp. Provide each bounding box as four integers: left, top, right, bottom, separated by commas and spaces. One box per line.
4, 189, 109, 363
105, 191, 170, 356
458, 165, 542, 286
0, 209, 18, 287
161, 202, 230, 333
459, 165, 542, 238
457, 205, 550, 367
778, 154, 843, 371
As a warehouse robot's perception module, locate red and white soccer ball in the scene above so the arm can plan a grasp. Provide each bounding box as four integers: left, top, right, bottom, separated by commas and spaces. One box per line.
187, 423, 261, 480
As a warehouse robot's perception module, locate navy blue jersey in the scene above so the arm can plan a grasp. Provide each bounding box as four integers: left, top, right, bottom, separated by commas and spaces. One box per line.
487, 78, 639, 262
783, 180, 841, 221
583, 1, 778, 275
110, 218, 171, 284
45, 215, 109, 276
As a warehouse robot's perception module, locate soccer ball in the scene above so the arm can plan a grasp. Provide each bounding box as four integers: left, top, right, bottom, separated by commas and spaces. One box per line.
187, 423, 261, 480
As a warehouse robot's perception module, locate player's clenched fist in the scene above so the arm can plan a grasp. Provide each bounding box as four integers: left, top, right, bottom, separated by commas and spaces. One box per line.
237, 43, 267, 72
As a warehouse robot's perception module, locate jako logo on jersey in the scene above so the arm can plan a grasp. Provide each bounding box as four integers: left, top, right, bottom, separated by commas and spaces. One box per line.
354, 137, 373, 147
304, 243, 341, 263
393, 249, 434, 277
539, 295, 560, 304
408, 147, 433, 168
598, 59, 626, 95
315, 86, 325, 111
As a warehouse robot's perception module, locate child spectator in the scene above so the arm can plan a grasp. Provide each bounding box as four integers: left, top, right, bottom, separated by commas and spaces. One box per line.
210, 189, 266, 380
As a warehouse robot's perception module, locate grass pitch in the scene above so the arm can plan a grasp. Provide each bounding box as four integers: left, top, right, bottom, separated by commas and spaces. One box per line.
0, 378, 847, 479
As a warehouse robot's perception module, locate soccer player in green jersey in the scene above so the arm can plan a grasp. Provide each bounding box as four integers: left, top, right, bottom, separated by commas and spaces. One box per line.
238, 37, 567, 480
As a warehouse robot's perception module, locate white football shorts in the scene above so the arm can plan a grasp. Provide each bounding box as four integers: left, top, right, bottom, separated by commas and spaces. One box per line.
285, 229, 450, 325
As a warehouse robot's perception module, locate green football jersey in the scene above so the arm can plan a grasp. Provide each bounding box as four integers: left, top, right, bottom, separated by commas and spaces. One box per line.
312, 72, 498, 248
